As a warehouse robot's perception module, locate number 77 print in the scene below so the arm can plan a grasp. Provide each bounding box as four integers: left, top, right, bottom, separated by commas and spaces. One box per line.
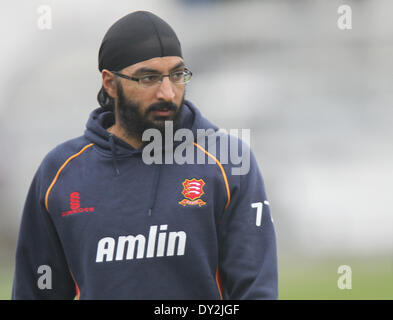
251, 201, 273, 227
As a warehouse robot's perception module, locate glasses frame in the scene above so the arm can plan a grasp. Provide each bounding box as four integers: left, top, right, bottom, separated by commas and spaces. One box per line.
111, 68, 193, 87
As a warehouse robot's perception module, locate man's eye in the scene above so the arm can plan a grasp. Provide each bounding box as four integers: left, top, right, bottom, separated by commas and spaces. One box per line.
171, 71, 184, 81
141, 75, 160, 83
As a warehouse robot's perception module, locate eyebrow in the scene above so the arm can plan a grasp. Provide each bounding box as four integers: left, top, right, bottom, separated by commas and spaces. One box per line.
170, 62, 185, 71
133, 62, 185, 75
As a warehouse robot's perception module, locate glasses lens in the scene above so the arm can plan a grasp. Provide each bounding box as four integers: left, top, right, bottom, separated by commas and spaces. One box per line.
140, 74, 161, 86
170, 71, 185, 84
137, 69, 192, 87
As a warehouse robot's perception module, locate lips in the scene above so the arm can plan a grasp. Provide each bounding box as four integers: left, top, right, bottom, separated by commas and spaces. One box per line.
152, 109, 173, 117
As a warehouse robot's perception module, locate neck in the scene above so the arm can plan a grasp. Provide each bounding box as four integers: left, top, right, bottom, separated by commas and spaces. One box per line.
107, 123, 144, 150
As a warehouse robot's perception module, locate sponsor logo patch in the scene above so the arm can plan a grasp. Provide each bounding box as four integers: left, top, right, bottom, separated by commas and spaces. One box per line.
61, 192, 95, 217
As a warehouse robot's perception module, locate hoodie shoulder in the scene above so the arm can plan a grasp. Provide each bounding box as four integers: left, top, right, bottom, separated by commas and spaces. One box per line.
38, 136, 92, 185
27, 135, 94, 206
44, 136, 92, 165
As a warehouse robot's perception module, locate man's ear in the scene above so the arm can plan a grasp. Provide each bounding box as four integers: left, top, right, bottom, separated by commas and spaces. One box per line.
102, 69, 118, 99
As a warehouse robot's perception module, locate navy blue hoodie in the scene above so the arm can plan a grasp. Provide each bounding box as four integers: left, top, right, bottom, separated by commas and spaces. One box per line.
12, 100, 278, 299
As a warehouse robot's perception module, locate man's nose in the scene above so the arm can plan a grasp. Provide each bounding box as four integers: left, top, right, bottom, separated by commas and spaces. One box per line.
156, 76, 175, 101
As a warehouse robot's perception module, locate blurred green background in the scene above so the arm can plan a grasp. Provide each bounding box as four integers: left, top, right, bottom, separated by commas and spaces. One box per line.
1, 254, 392, 299
278, 255, 393, 300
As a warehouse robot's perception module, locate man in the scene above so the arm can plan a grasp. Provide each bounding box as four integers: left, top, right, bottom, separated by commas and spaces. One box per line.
12, 11, 278, 299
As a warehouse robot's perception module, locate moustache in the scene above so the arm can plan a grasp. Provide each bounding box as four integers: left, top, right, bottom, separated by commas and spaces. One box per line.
146, 102, 178, 115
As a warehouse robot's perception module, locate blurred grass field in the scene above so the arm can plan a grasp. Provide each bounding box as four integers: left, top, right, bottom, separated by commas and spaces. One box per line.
1, 255, 392, 300
278, 255, 393, 299
0, 266, 12, 300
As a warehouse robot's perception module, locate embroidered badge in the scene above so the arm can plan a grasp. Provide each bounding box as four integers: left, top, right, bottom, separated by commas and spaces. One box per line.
178, 178, 207, 207
61, 192, 95, 217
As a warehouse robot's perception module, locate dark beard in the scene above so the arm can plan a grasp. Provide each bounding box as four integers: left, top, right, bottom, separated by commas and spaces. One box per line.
116, 82, 184, 142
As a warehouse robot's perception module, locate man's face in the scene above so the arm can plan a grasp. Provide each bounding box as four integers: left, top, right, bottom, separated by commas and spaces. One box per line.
112, 56, 186, 139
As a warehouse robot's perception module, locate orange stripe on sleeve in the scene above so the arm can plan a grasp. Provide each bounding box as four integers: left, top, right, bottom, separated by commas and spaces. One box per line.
75, 282, 80, 300
69, 270, 81, 300
193, 142, 231, 209
45, 143, 94, 212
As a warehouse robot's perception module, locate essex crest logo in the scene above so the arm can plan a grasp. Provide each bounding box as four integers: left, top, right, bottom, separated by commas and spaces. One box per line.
178, 178, 207, 207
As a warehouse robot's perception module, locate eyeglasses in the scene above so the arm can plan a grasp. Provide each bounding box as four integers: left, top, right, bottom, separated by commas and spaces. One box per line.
111, 68, 193, 88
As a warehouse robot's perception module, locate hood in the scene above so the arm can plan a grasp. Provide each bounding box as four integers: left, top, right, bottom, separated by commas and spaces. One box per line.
84, 100, 218, 158
84, 100, 219, 216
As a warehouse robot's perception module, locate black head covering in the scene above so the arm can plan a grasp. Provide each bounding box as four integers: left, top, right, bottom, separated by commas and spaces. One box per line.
97, 11, 183, 109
